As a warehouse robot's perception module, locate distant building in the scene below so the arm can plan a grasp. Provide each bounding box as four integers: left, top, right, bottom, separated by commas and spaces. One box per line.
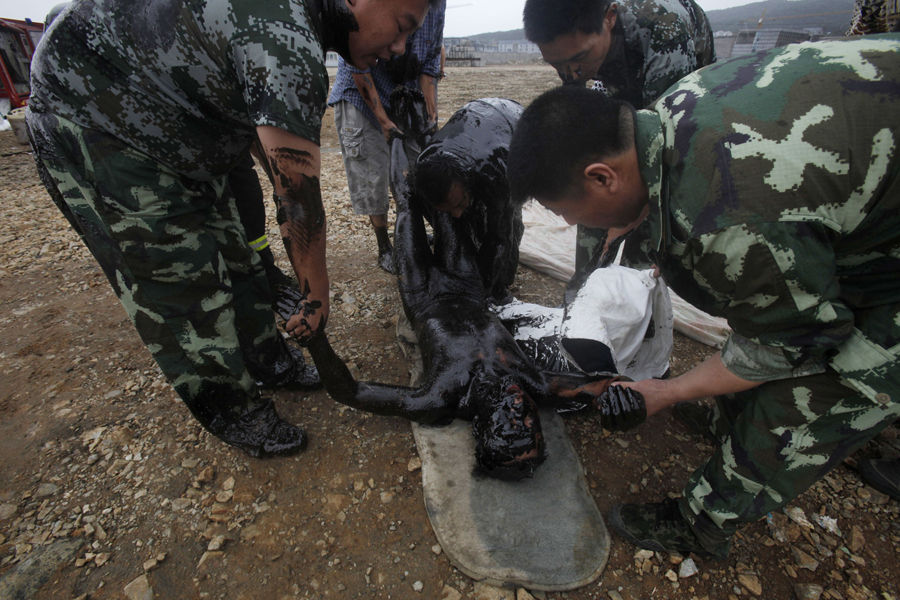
729, 29, 812, 57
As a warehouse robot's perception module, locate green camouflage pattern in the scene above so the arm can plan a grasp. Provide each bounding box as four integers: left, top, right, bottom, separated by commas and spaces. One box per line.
630, 35, 900, 543
574, 0, 715, 281
592, 0, 716, 109
29, 0, 328, 180
680, 371, 900, 554
27, 111, 289, 414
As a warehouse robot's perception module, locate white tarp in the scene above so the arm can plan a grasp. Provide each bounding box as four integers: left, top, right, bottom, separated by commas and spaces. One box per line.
518, 199, 731, 348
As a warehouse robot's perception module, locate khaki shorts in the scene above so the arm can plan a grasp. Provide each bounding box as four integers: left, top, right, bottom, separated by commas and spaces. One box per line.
334, 101, 391, 216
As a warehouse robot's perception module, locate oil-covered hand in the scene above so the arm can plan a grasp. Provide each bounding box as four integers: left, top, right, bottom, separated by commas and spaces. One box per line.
274, 287, 328, 345
596, 385, 646, 431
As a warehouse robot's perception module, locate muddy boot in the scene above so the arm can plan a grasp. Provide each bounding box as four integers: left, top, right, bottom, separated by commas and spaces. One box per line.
204, 397, 307, 458
258, 341, 322, 391
374, 226, 395, 274
672, 401, 717, 443
609, 498, 728, 559
858, 458, 900, 500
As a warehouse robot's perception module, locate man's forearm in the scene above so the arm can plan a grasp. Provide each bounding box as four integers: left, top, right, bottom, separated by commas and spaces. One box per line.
419, 73, 438, 122
351, 72, 392, 131
626, 353, 763, 417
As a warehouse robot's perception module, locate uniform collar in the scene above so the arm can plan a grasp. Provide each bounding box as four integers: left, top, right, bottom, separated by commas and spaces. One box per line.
633, 109, 665, 255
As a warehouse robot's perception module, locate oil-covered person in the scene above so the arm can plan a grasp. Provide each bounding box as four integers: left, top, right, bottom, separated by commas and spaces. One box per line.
328, 0, 445, 274
523, 0, 715, 296
411, 98, 524, 303
25, 0, 438, 458
506, 36, 900, 558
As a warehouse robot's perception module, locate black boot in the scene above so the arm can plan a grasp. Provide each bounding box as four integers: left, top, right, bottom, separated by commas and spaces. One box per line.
198, 396, 307, 458
374, 226, 395, 274
264, 342, 322, 391
858, 458, 900, 500
250, 336, 322, 391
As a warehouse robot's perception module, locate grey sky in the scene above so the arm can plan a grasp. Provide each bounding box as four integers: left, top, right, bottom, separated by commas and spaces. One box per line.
1, 0, 758, 37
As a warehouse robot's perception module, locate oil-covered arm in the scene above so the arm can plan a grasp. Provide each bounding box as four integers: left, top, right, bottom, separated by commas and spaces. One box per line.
351, 72, 399, 141
256, 126, 329, 342
306, 334, 453, 424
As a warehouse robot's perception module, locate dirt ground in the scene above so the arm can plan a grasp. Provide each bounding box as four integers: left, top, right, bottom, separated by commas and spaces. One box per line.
1, 65, 898, 600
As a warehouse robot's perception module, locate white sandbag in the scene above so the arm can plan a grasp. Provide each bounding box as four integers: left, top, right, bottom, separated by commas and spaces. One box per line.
517, 199, 730, 348
561, 266, 672, 380
495, 267, 671, 381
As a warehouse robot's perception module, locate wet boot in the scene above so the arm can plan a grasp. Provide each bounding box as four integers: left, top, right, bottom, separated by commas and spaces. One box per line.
374, 226, 395, 274
256, 340, 322, 391
609, 498, 729, 559
202, 397, 307, 458
858, 458, 900, 500
672, 401, 717, 443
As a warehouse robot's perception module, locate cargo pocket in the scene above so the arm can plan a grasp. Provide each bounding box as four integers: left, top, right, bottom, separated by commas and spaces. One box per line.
340, 127, 365, 160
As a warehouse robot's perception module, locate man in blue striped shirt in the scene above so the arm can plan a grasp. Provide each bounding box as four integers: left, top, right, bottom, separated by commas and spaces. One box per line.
328, 0, 446, 273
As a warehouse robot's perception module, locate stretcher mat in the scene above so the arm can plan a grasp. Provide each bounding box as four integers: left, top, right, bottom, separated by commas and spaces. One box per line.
411, 408, 610, 591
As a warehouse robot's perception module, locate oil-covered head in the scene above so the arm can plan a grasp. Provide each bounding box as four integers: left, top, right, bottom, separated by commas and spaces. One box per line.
411, 150, 470, 218
469, 372, 546, 480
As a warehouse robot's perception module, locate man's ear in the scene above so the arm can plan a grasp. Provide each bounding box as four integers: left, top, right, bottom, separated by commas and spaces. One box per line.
583, 161, 618, 194
604, 4, 618, 30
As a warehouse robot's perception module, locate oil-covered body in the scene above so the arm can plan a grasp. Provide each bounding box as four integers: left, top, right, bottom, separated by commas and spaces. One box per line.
307, 134, 619, 479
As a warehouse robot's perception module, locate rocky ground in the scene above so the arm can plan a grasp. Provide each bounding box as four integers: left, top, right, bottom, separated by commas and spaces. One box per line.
0, 65, 898, 600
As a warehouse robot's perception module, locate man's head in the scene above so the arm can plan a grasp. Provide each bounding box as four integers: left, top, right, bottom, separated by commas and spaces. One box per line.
469, 373, 545, 481
523, 0, 618, 84
508, 86, 647, 229
345, 0, 437, 69
411, 150, 471, 217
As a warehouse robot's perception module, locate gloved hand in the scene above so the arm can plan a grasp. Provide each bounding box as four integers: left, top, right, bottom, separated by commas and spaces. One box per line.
595, 385, 646, 431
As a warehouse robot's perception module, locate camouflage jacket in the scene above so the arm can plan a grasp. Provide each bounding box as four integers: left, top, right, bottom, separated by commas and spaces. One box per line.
635, 35, 900, 403
593, 0, 715, 108
29, 0, 329, 180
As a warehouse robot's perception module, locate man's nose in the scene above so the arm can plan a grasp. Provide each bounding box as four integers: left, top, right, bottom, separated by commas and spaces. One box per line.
389, 34, 408, 57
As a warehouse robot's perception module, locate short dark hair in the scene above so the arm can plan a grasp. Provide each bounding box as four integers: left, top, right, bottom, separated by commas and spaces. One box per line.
507, 86, 635, 205
523, 0, 613, 44
410, 150, 462, 208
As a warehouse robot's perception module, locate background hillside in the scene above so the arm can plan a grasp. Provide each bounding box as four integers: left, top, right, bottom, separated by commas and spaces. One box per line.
461, 0, 856, 40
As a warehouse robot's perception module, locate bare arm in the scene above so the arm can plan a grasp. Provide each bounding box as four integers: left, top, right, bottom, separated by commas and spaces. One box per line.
255, 125, 330, 342
351, 72, 398, 141
419, 72, 438, 130
617, 353, 763, 417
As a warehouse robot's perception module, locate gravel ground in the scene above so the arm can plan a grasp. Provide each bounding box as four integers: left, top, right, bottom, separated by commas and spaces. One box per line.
0, 65, 898, 600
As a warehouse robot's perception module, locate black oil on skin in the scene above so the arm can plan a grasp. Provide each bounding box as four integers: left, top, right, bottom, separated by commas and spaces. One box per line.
268, 146, 327, 339
306, 132, 623, 480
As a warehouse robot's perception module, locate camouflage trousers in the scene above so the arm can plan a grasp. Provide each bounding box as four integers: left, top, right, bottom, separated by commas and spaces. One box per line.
679, 368, 900, 554
26, 110, 294, 422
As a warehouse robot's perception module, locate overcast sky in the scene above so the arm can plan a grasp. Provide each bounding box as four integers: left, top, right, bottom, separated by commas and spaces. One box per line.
1, 0, 760, 37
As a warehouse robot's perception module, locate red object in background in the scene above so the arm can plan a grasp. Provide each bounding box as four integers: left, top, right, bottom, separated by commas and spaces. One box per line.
0, 18, 44, 108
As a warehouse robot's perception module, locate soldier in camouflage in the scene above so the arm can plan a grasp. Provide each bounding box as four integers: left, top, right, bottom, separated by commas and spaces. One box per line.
25, 0, 437, 458
507, 35, 900, 557
523, 0, 716, 299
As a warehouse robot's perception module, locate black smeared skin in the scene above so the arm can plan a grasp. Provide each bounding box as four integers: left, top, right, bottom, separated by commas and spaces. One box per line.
307, 135, 626, 480
268, 147, 327, 341
596, 385, 646, 431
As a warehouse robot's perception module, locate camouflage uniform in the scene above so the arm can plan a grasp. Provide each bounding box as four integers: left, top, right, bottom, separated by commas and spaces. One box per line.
26, 0, 328, 425
634, 35, 900, 553
573, 0, 716, 295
